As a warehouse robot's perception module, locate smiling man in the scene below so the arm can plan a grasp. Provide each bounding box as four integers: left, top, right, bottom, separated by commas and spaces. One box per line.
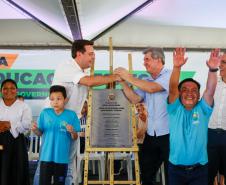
114, 47, 171, 185
167, 48, 221, 185
33, 39, 121, 185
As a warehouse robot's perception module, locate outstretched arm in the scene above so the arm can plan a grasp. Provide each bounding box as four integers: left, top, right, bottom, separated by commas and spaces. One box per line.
79, 74, 121, 87
203, 49, 221, 106
119, 81, 142, 104
168, 48, 188, 103
114, 67, 164, 93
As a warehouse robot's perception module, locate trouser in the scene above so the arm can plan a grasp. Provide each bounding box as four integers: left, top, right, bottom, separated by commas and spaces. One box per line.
168, 162, 208, 185
33, 161, 40, 185
0, 131, 30, 185
65, 139, 77, 185
34, 140, 78, 185
40, 161, 68, 185
208, 128, 226, 185
138, 143, 143, 169
140, 133, 169, 185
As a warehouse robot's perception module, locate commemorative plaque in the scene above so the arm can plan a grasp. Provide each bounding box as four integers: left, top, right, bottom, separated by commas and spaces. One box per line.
90, 89, 132, 148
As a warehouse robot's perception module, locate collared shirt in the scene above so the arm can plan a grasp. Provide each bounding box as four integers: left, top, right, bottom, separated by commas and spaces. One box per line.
167, 98, 212, 165
209, 77, 226, 130
135, 68, 171, 136
0, 99, 32, 138
46, 59, 88, 118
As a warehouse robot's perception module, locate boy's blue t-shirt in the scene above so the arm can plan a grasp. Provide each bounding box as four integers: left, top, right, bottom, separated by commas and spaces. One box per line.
167, 98, 213, 165
38, 108, 81, 164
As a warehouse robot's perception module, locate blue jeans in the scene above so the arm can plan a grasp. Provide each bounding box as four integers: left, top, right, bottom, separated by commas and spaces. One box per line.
168, 162, 208, 185
65, 140, 77, 185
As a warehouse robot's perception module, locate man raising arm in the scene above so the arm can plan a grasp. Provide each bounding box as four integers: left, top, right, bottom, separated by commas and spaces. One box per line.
167, 48, 221, 185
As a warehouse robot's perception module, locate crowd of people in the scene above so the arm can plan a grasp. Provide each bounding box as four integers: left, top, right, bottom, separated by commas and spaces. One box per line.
0, 39, 225, 185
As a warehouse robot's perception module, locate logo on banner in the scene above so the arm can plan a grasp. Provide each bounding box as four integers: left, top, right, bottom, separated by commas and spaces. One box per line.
0, 54, 18, 69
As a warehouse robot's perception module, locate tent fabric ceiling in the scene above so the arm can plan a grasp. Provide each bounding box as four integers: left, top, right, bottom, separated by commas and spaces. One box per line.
94, 19, 226, 49
0, 19, 71, 47
1, 0, 226, 49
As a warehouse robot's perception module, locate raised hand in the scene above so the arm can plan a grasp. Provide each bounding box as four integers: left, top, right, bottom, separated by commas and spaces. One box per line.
173, 48, 188, 68
207, 48, 221, 69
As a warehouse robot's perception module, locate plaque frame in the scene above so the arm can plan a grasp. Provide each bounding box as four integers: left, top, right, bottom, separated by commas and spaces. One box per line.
83, 38, 141, 185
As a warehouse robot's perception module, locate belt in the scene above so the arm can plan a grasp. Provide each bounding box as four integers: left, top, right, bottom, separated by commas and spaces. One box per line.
214, 128, 226, 133
209, 128, 226, 134
175, 163, 202, 171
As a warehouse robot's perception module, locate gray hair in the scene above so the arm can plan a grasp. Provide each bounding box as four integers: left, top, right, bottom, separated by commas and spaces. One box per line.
143, 47, 165, 65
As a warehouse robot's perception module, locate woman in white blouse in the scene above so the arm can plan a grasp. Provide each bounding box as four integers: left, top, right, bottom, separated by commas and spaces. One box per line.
0, 79, 32, 185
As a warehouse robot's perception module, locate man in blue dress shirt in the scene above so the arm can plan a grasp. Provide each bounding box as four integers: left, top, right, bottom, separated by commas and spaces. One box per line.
114, 47, 171, 185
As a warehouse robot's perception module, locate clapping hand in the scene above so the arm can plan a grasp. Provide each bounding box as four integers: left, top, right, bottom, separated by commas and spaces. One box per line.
66, 124, 74, 134
31, 122, 38, 132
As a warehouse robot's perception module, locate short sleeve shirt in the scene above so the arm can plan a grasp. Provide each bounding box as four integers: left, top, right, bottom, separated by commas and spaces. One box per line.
167, 98, 213, 165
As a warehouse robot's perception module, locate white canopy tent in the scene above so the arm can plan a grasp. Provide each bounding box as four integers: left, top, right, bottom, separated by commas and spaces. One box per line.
1, 0, 226, 49
1, 0, 225, 118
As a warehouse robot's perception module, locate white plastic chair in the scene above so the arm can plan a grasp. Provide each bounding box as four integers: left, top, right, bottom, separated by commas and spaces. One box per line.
28, 133, 41, 161
74, 136, 105, 184
160, 162, 165, 185
113, 152, 133, 180
156, 162, 165, 185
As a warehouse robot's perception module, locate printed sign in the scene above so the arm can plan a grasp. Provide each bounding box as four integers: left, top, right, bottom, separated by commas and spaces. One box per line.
0, 69, 195, 99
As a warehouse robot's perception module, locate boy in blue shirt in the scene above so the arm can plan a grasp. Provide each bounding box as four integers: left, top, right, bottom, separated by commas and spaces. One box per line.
32, 85, 80, 185
167, 48, 221, 185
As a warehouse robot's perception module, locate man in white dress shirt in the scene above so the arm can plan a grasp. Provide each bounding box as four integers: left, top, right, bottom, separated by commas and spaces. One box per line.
33, 39, 120, 185
208, 53, 226, 185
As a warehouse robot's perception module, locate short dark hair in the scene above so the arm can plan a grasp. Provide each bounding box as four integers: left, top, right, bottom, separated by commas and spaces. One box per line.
143, 47, 165, 64
17, 95, 24, 100
49, 85, 67, 98
178, 78, 201, 91
1, 79, 18, 90
71, 39, 94, 59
